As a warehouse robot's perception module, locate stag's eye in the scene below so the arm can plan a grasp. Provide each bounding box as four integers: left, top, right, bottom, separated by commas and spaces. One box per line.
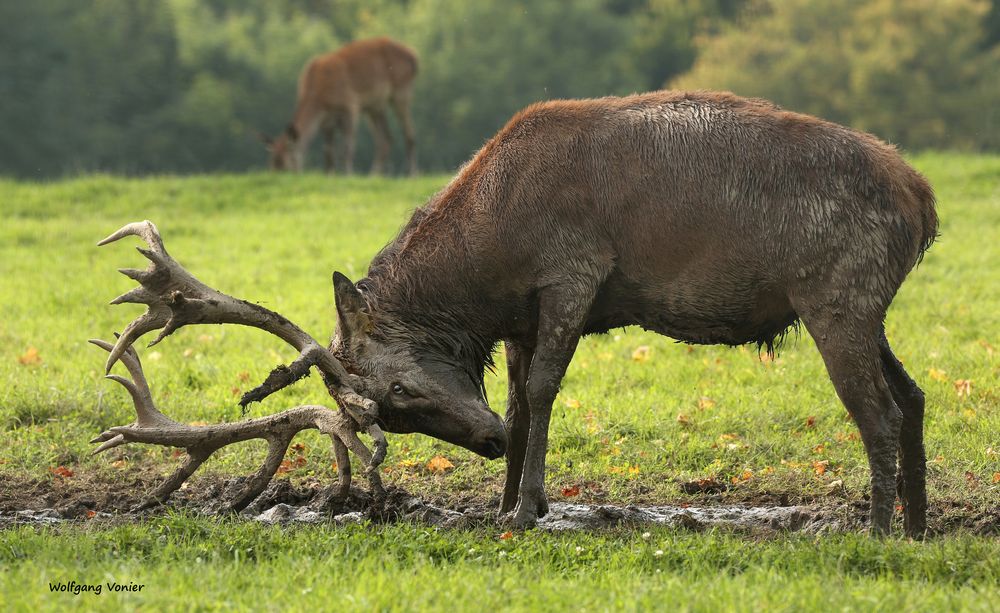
391, 383, 405, 395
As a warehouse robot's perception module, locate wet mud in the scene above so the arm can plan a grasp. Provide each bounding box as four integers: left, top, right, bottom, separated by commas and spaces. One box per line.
1, 473, 997, 535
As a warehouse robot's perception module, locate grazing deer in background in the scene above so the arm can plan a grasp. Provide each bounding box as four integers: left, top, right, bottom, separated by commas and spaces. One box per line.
262, 37, 418, 175
98, 91, 935, 537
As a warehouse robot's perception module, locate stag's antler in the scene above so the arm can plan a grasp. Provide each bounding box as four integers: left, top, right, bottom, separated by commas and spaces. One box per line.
93, 221, 387, 510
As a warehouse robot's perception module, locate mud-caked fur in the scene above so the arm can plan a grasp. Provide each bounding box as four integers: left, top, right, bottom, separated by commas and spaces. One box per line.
331, 90, 937, 536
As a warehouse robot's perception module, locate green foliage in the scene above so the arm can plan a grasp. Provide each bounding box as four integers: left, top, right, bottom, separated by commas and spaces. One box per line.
674, 0, 1000, 150
0, 0, 736, 176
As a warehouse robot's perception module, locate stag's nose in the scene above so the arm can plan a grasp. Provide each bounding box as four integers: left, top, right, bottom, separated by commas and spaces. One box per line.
475, 413, 507, 459
480, 433, 507, 459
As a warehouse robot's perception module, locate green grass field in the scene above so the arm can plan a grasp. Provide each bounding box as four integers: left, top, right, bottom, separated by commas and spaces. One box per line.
1, 154, 998, 611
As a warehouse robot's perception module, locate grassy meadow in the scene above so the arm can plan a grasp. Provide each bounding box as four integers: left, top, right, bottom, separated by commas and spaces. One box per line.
0, 153, 998, 610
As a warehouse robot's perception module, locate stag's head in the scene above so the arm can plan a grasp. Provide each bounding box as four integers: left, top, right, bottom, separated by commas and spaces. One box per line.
331, 273, 508, 460
261, 125, 299, 171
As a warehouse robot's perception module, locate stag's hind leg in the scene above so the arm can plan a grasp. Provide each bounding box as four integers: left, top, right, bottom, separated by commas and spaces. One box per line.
879, 333, 927, 537
799, 310, 901, 535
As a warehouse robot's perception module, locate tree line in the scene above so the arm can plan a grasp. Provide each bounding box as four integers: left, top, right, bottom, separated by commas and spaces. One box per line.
1, 0, 998, 178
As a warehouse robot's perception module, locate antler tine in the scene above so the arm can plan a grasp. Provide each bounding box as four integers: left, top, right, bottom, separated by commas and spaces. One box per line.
103, 309, 170, 374
98, 220, 167, 254
90, 339, 172, 427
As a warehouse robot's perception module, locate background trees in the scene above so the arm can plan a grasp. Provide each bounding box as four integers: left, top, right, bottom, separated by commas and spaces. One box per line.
1, 0, 998, 177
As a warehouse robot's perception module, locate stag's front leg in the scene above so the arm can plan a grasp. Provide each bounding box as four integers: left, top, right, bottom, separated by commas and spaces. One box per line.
508, 286, 595, 529
501, 341, 533, 514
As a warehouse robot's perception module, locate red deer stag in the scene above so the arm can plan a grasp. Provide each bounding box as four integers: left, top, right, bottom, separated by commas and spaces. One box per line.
262, 37, 418, 175
96, 91, 935, 536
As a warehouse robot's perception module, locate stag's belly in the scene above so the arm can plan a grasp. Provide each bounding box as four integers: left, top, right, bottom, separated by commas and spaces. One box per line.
584, 269, 798, 349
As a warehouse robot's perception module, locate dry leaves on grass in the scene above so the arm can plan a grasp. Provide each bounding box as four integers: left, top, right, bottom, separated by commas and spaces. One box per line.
17, 347, 41, 365
631, 345, 651, 362
426, 455, 455, 473
50, 466, 74, 478
498, 531, 514, 541
953, 379, 973, 398
561, 485, 581, 497
928, 368, 948, 382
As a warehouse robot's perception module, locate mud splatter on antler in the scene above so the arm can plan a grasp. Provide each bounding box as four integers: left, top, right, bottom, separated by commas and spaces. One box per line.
92, 220, 387, 510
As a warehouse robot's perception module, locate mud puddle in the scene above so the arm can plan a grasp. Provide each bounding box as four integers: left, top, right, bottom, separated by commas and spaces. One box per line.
1, 473, 996, 535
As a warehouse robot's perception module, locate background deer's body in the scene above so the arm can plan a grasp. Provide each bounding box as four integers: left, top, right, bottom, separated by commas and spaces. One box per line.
272, 37, 418, 174
358, 90, 937, 534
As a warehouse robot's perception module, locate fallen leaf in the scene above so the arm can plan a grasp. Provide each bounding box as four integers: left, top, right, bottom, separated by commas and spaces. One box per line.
697, 397, 716, 410
50, 465, 74, 478
197, 334, 214, 343
719, 433, 739, 441
111, 459, 127, 469
928, 368, 948, 382
564, 398, 582, 409
965, 471, 979, 490
183, 348, 195, 358
238, 371, 250, 382
631, 346, 651, 362
978, 339, 995, 355
953, 379, 972, 398
426, 455, 455, 473
812, 460, 829, 476
676, 413, 691, 426
231, 387, 241, 397
86, 510, 97, 519
805, 416, 816, 428
812, 444, 825, 454
992, 472, 1000, 484
291, 442, 306, 453
17, 347, 41, 366
276, 460, 293, 475
188, 421, 209, 427
499, 531, 514, 541
561, 485, 581, 497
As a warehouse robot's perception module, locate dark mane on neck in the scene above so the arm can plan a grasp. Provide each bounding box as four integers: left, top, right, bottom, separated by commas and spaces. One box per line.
362, 179, 501, 394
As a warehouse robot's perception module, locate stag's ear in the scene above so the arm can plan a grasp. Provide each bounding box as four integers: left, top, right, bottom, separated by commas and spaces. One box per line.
285, 124, 299, 142
333, 272, 372, 343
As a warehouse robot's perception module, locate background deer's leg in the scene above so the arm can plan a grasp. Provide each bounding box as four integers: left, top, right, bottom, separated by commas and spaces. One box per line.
340, 109, 358, 175
367, 108, 392, 175
391, 93, 416, 175
501, 340, 534, 514
322, 123, 336, 173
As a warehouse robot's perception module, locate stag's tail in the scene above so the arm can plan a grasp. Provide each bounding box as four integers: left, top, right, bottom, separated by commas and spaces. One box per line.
907, 168, 938, 264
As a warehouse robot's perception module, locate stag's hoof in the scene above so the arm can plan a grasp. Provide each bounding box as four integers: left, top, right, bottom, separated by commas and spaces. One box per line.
504, 493, 549, 529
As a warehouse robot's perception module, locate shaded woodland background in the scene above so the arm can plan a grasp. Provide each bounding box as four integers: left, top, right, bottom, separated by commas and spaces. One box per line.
2, 0, 999, 178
